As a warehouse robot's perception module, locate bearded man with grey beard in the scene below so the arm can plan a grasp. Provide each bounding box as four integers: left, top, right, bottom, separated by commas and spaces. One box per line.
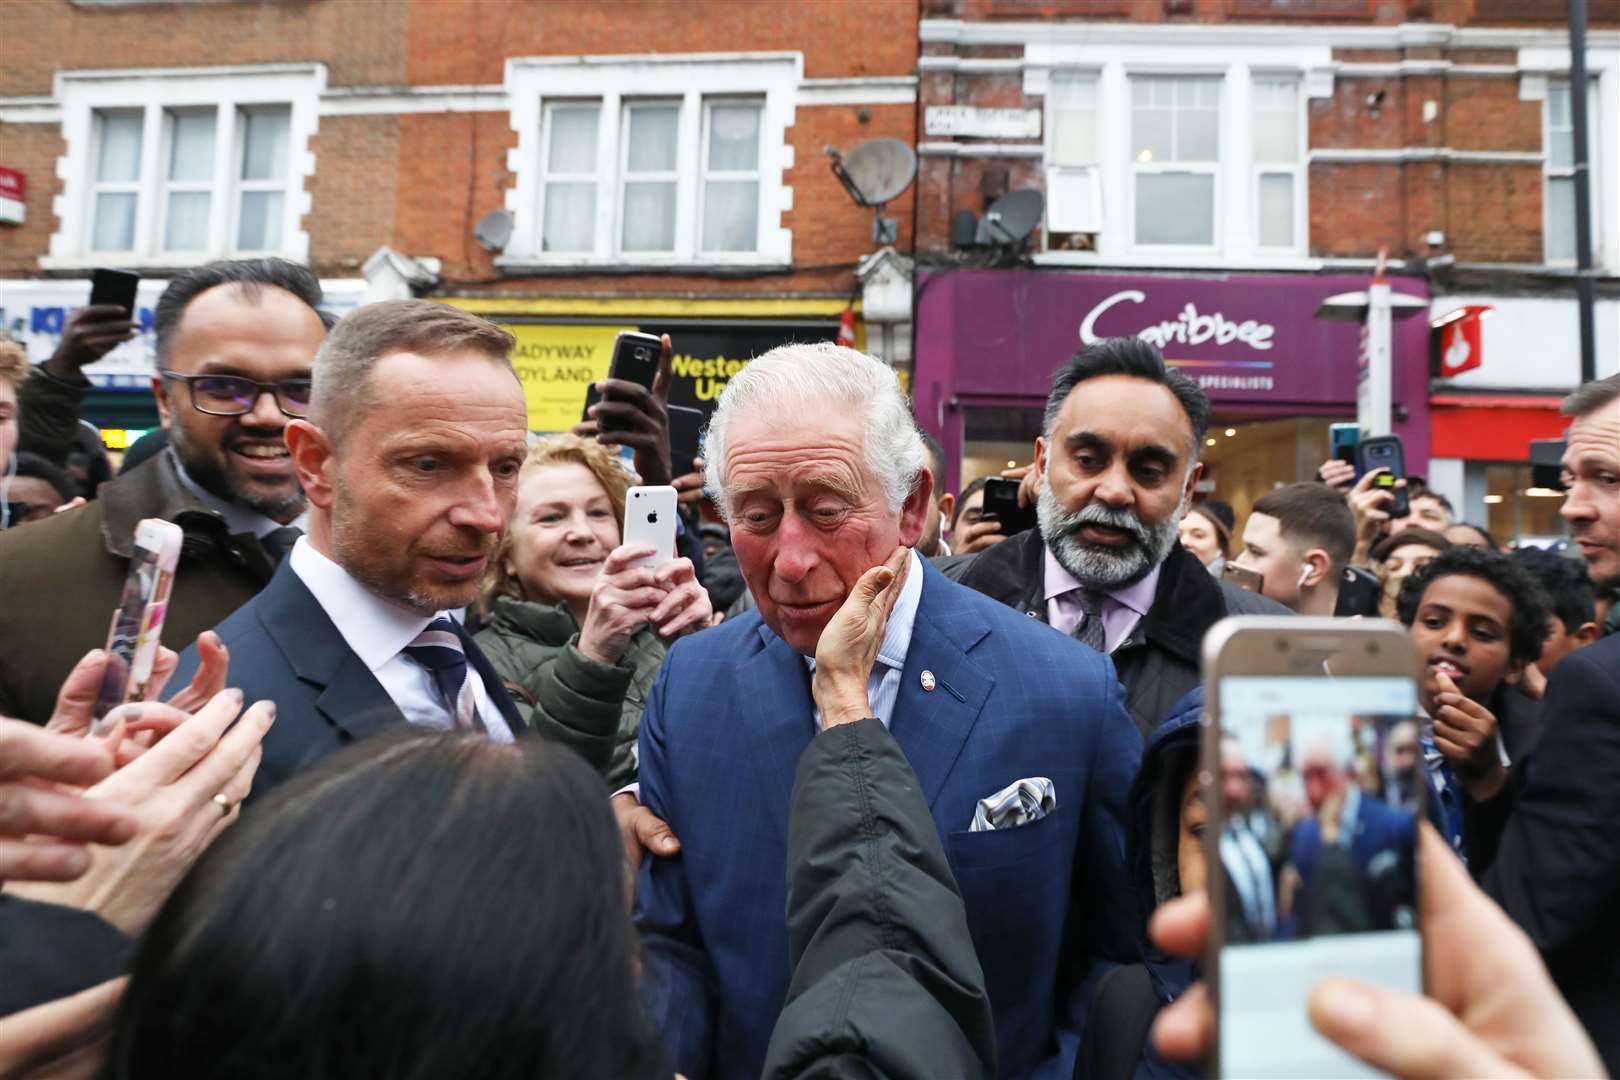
942, 337, 1288, 736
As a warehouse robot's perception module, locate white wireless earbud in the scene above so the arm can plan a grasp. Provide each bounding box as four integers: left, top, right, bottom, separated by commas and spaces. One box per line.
1297, 564, 1313, 589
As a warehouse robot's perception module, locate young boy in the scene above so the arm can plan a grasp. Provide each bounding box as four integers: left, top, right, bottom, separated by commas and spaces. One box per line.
1513, 547, 1602, 690
1396, 546, 1551, 857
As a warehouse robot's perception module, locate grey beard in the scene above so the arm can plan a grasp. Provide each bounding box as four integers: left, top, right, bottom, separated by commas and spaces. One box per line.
1037, 485, 1183, 590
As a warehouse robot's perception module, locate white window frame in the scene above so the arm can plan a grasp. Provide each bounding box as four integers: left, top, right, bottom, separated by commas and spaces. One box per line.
1043, 71, 1103, 236
157, 106, 217, 255
618, 98, 685, 254
233, 104, 296, 256
698, 97, 766, 256
503, 52, 799, 271
536, 100, 603, 255
1127, 73, 1223, 255
1250, 75, 1306, 255
46, 64, 321, 270
87, 108, 144, 254
1542, 78, 1602, 267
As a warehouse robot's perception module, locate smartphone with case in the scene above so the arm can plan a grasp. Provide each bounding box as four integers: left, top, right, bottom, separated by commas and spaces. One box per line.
93, 518, 183, 722
1355, 435, 1409, 518
1221, 561, 1265, 594
582, 331, 665, 431
1202, 616, 1422, 1078
622, 485, 678, 570
981, 476, 1037, 536
88, 267, 140, 315
1328, 423, 1360, 470
667, 404, 705, 478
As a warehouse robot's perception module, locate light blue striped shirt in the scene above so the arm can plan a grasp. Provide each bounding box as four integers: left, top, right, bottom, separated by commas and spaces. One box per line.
804, 549, 925, 729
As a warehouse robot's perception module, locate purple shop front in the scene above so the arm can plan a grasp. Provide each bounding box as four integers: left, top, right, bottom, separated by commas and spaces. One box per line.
914, 269, 1431, 493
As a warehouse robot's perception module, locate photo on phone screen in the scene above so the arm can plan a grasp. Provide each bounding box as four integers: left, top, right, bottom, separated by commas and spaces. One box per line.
1213, 670, 1420, 1078
94, 519, 182, 720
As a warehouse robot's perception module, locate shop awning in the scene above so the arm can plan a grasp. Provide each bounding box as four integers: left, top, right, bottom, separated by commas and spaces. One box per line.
1429, 393, 1566, 461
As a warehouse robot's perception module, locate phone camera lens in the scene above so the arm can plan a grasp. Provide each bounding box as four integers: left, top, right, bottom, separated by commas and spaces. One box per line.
1368, 642, 1380, 656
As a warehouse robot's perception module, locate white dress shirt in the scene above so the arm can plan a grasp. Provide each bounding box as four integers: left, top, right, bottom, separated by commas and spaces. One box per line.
803, 549, 926, 729
172, 451, 309, 538
288, 538, 513, 742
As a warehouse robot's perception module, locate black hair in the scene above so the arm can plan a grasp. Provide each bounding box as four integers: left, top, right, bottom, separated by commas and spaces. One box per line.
1253, 481, 1356, 571
153, 258, 326, 367
1043, 337, 1211, 451
1396, 546, 1552, 666
953, 475, 991, 528
918, 429, 947, 494
107, 731, 667, 1080
1199, 498, 1235, 533
10, 450, 75, 503
1512, 547, 1597, 634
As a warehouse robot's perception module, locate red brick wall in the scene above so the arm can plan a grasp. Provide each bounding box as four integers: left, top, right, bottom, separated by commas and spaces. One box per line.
305, 115, 402, 278
403, 0, 918, 86
0, 124, 66, 277
0, 0, 407, 97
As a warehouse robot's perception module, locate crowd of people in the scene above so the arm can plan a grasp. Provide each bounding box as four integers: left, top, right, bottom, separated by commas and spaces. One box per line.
0, 255, 1616, 1079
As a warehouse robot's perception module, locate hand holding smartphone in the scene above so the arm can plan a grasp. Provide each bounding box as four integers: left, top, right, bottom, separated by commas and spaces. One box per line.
981, 477, 1037, 537
1355, 435, 1409, 519
1202, 616, 1422, 1078
93, 519, 183, 722
582, 331, 665, 431
622, 485, 678, 570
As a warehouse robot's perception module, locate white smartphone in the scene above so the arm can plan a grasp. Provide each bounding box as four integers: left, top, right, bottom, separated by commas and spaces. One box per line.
94, 518, 184, 723
1202, 616, 1423, 1079
622, 485, 678, 570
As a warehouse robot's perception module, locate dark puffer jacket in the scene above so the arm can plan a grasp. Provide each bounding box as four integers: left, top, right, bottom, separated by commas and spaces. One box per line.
939, 530, 1289, 737
1078, 689, 1205, 1080
474, 595, 665, 787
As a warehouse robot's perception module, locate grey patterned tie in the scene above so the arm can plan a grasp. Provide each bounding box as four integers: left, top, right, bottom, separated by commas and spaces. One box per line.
1071, 587, 1108, 653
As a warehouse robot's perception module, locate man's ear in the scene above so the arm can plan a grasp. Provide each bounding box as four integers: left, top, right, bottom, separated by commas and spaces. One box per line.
1181, 460, 1206, 515
1573, 621, 1601, 649
151, 376, 174, 432
284, 419, 336, 509
898, 464, 933, 547
1304, 548, 1333, 588
1032, 435, 1048, 479
937, 492, 956, 533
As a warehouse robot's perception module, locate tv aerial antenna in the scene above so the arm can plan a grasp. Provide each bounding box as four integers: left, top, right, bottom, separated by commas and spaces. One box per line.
826, 137, 917, 245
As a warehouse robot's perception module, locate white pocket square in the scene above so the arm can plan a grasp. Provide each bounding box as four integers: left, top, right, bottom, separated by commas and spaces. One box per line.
969, 776, 1056, 832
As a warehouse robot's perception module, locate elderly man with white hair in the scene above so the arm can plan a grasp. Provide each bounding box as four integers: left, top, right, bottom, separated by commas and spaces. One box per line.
629, 342, 1142, 1080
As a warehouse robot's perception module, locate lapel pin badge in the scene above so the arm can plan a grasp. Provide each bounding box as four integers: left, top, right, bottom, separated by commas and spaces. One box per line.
920, 670, 937, 693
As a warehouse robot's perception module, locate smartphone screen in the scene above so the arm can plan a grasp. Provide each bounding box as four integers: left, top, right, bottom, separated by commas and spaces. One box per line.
1215, 672, 1420, 1078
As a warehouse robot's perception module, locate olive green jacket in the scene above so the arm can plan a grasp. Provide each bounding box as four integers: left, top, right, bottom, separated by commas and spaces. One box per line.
473, 596, 664, 788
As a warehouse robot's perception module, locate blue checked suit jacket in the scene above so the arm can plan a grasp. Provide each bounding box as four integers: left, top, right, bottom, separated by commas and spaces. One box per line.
634, 559, 1143, 1080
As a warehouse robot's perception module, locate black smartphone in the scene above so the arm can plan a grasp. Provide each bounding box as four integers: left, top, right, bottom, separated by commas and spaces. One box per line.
1328, 423, 1360, 469
1333, 565, 1382, 617
88, 267, 140, 315
1356, 435, 1409, 518
667, 404, 705, 478
582, 331, 664, 431
981, 477, 1036, 536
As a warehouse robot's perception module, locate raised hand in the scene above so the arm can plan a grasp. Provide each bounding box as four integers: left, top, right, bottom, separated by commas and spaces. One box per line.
811, 546, 909, 729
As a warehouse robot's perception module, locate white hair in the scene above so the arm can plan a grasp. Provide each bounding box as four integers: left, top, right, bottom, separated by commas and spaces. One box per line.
702, 341, 927, 520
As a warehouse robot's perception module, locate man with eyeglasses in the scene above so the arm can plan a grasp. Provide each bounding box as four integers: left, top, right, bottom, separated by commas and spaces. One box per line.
0, 258, 328, 725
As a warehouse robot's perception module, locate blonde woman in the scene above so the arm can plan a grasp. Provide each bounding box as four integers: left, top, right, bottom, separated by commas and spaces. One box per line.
475, 435, 710, 786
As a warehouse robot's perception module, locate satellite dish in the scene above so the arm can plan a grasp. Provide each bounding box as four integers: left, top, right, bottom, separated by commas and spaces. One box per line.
475, 209, 514, 253
826, 138, 917, 246
974, 189, 1044, 247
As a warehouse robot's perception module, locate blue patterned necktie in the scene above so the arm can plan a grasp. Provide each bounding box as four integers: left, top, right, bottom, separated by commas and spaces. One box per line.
402, 617, 485, 733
